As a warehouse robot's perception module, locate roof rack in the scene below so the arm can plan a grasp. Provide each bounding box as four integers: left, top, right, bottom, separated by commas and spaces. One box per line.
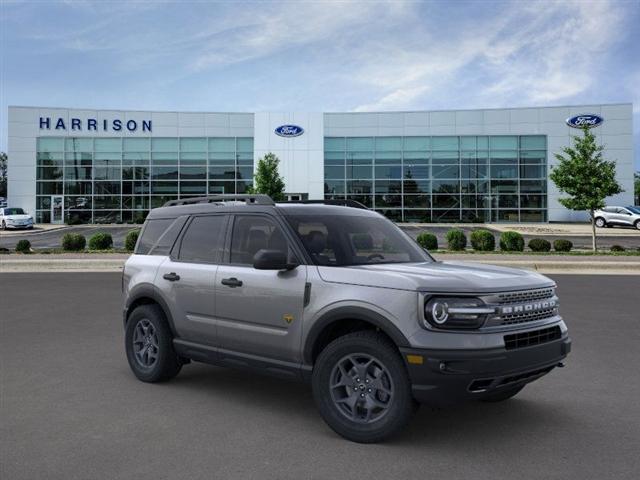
278, 199, 369, 209
163, 194, 275, 207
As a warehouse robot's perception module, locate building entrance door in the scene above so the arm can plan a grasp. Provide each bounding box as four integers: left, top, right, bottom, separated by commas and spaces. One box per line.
51, 195, 64, 224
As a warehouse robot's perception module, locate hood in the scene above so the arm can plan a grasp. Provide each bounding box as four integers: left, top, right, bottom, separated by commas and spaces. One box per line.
4, 214, 32, 221
317, 261, 553, 293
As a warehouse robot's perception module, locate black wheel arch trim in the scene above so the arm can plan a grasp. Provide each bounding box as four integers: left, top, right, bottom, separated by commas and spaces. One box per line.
124, 284, 177, 336
302, 306, 410, 365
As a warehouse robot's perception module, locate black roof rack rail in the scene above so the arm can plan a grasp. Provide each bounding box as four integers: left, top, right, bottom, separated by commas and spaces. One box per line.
163, 194, 274, 207
277, 199, 369, 209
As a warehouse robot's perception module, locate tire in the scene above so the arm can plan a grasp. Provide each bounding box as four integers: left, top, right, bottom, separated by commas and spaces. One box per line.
312, 331, 415, 443
594, 217, 606, 228
1, 221, 5, 230
125, 304, 182, 383
635, 220, 640, 230
479, 385, 524, 403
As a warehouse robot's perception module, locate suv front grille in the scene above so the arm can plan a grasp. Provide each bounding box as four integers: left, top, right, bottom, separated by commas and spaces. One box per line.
492, 287, 558, 326
497, 287, 555, 305
504, 326, 561, 350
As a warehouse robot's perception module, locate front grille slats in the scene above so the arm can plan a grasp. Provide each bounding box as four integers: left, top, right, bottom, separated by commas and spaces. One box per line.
504, 326, 561, 350
486, 287, 558, 326
497, 288, 555, 305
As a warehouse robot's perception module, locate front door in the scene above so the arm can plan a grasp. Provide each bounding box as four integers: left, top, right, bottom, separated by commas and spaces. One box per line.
156, 214, 228, 346
51, 195, 63, 224
215, 214, 307, 362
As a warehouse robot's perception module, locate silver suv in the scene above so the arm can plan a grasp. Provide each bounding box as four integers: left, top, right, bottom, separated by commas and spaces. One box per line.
122, 195, 571, 443
594, 206, 640, 229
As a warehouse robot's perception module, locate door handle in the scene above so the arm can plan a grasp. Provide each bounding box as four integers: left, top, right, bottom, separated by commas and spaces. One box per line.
163, 272, 181, 282
221, 277, 243, 288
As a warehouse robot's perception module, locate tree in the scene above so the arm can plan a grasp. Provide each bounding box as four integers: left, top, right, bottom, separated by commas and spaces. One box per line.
249, 152, 286, 201
634, 172, 640, 205
0, 152, 7, 198
549, 128, 623, 251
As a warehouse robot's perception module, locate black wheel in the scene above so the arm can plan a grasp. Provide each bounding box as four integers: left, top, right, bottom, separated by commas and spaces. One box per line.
1, 221, 5, 230
312, 331, 415, 443
594, 217, 606, 228
125, 304, 182, 383
479, 385, 524, 403
635, 220, 640, 230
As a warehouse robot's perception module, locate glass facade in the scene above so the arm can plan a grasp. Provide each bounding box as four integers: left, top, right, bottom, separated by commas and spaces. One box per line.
36, 137, 254, 223
324, 135, 547, 222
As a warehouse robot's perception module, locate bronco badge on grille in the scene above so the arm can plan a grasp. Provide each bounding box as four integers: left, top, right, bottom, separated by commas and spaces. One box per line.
499, 299, 557, 315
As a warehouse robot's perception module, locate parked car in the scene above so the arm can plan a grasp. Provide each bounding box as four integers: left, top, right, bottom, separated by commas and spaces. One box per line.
0, 207, 34, 230
593, 206, 640, 230
0, 197, 7, 208
122, 195, 571, 443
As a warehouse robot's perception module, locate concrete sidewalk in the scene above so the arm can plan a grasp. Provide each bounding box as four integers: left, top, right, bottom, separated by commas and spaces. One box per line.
1, 253, 638, 274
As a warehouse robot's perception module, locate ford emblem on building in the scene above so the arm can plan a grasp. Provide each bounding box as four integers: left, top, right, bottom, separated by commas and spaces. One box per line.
275, 125, 304, 137
566, 114, 604, 129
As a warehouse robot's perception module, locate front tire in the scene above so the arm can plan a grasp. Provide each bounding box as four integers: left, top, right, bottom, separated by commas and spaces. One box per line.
125, 304, 182, 383
312, 331, 415, 443
479, 385, 524, 402
1, 221, 5, 230
635, 220, 640, 230
594, 217, 606, 228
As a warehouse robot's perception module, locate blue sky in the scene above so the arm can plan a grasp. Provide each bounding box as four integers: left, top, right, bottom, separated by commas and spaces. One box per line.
1, 0, 639, 168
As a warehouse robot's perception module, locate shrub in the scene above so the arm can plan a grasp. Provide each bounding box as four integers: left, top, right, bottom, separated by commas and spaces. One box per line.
88, 232, 113, 250
62, 233, 86, 251
66, 215, 83, 226
499, 231, 525, 252
15, 239, 31, 253
470, 229, 495, 251
445, 229, 467, 251
528, 238, 551, 252
416, 232, 438, 251
125, 229, 140, 252
610, 244, 625, 252
553, 239, 573, 252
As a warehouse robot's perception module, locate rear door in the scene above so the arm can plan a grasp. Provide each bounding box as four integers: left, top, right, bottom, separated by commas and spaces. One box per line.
157, 214, 228, 346
214, 214, 307, 362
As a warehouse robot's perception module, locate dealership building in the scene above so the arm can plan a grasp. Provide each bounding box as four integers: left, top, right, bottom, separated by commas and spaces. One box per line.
6, 103, 634, 224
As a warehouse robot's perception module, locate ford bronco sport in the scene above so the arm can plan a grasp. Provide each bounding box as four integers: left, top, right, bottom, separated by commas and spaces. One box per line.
122, 195, 571, 443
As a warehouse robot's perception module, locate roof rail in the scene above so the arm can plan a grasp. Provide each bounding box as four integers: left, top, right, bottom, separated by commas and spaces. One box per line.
278, 199, 369, 209
163, 194, 274, 207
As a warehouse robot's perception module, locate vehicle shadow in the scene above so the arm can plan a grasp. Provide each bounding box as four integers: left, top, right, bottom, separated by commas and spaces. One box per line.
163, 362, 576, 446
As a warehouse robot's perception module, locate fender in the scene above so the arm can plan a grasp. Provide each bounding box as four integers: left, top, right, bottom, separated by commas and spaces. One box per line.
124, 283, 177, 336
302, 306, 410, 365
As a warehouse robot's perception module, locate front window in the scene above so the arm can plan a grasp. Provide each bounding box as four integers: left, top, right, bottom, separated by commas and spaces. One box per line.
626, 206, 640, 214
3, 208, 25, 215
285, 213, 432, 266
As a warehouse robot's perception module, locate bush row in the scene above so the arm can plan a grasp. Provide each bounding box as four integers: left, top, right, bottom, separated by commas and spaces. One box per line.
59, 230, 140, 252
416, 229, 575, 252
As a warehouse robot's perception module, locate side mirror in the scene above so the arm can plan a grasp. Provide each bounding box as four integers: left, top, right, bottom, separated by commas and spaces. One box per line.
253, 249, 298, 270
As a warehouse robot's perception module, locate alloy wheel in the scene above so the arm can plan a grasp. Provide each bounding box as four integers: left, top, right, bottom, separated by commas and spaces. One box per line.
329, 353, 394, 424
132, 319, 159, 368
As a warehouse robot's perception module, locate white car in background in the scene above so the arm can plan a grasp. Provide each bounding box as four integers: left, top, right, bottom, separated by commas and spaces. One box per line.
0, 207, 35, 230
593, 206, 640, 230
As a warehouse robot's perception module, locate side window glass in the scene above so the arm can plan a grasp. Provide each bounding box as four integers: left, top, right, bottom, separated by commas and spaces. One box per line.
295, 221, 337, 265
230, 216, 291, 265
178, 215, 226, 263
136, 218, 173, 254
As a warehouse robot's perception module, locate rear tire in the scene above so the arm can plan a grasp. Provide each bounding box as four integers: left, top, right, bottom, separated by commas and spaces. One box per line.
635, 220, 640, 230
312, 331, 415, 443
1, 221, 5, 230
479, 385, 524, 402
125, 304, 182, 383
594, 217, 606, 228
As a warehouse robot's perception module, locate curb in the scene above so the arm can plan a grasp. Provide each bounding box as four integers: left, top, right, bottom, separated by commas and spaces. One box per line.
1, 258, 639, 274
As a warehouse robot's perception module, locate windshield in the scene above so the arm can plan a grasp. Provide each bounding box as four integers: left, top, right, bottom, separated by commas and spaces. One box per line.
285, 213, 432, 266
3, 208, 25, 215
626, 206, 640, 214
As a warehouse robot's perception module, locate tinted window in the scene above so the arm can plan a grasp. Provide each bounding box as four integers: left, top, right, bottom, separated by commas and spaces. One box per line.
178, 215, 227, 263
285, 214, 431, 266
136, 217, 186, 255
230, 216, 291, 265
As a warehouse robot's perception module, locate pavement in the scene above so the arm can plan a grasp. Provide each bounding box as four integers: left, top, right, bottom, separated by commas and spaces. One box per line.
1, 222, 639, 250
2, 273, 639, 480
1, 252, 639, 274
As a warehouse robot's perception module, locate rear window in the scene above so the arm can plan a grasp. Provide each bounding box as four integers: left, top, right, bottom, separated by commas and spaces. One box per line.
135, 216, 187, 255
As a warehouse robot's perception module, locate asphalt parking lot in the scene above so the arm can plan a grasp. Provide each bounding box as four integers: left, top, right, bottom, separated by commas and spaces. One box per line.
2, 273, 639, 480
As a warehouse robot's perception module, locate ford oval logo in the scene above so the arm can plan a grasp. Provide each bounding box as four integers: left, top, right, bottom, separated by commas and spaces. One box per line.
275, 125, 304, 137
566, 114, 604, 129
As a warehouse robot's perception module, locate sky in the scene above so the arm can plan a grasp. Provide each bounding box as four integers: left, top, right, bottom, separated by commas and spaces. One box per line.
1, 0, 639, 168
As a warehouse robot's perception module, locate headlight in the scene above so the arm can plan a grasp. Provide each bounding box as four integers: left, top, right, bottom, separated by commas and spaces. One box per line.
423, 297, 495, 330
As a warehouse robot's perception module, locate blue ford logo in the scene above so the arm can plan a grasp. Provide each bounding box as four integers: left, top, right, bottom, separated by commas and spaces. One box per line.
275, 125, 304, 137
566, 114, 604, 129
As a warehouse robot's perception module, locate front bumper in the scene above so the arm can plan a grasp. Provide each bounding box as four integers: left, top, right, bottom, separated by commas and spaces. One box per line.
400, 334, 571, 405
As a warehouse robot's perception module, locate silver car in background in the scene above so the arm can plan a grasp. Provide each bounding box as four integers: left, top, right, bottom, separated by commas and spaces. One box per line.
594, 206, 640, 230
